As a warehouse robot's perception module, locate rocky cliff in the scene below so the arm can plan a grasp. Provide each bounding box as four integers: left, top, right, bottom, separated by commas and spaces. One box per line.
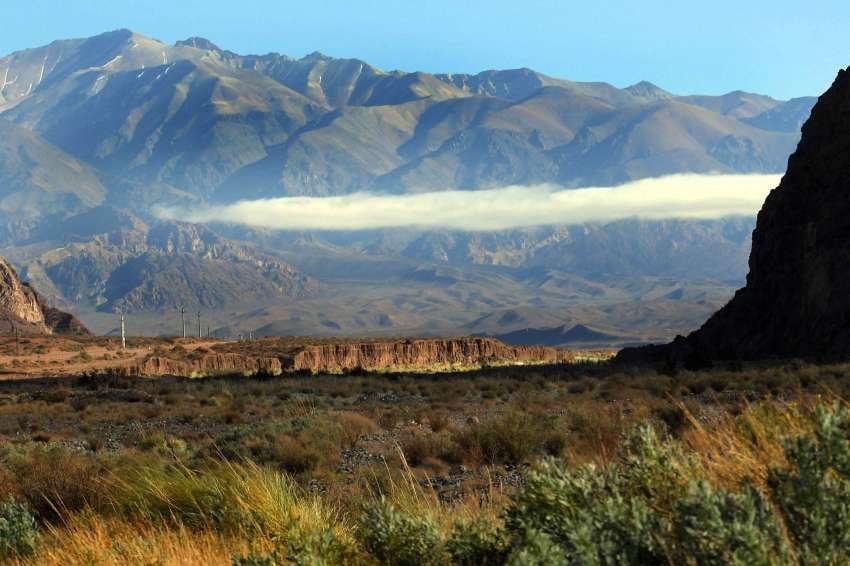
0, 257, 90, 335
119, 337, 572, 377
128, 353, 283, 378
287, 338, 572, 374
618, 66, 850, 364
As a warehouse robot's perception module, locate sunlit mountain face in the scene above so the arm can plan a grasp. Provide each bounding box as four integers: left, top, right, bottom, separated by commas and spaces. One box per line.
0, 29, 814, 342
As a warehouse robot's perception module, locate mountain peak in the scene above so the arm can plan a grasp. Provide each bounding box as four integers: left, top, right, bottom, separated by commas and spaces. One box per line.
624, 80, 674, 101
302, 50, 330, 61
175, 36, 222, 51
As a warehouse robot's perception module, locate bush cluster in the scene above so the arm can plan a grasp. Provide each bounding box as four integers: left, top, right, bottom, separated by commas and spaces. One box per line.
359, 403, 850, 564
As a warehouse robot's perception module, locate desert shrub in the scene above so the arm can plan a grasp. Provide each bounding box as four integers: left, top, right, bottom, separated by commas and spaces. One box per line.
0, 497, 39, 560
261, 435, 323, 476
401, 431, 461, 467
505, 459, 670, 564
284, 528, 363, 565
3, 447, 105, 522
232, 529, 361, 566
139, 431, 189, 456
425, 409, 452, 433
674, 481, 790, 565
652, 404, 689, 436
334, 411, 379, 449
505, 528, 567, 566
768, 402, 850, 564
232, 552, 280, 566
73, 351, 93, 362
205, 417, 341, 475
446, 515, 509, 566
378, 408, 401, 430
454, 410, 566, 465
613, 425, 695, 508
358, 498, 444, 566
503, 426, 696, 565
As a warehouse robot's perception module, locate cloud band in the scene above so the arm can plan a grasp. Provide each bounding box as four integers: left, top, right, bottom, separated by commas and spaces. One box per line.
156, 174, 780, 231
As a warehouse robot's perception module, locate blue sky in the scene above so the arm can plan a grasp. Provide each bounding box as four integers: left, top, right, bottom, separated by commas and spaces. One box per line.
2, 0, 849, 99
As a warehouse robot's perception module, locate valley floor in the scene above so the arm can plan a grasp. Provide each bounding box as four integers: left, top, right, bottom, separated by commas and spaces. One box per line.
0, 357, 848, 563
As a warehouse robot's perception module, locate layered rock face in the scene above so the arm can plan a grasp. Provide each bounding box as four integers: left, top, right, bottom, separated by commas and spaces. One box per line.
619, 67, 850, 363
129, 354, 283, 378
0, 257, 90, 335
287, 338, 572, 374
120, 337, 572, 377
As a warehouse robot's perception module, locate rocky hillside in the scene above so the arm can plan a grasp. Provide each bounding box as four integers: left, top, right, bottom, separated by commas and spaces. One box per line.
17, 207, 317, 313
619, 65, 850, 363
0, 256, 89, 335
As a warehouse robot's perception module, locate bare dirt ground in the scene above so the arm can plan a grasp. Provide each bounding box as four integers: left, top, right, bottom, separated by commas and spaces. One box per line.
0, 336, 222, 380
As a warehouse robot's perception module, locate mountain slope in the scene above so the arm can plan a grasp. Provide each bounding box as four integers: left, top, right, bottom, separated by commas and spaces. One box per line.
0, 119, 107, 242
20, 207, 318, 314
0, 30, 814, 205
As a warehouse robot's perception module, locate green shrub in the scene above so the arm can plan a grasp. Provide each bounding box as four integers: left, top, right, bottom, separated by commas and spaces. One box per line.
232, 551, 280, 566
4, 446, 104, 523
0, 497, 39, 560
285, 528, 362, 566
768, 402, 850, 564
204, 416, 340, 476
504, 426, 692, 565
446, 515, 509, 565
613, 425, 695, 509
506, 528, 567, 566
674, 481, 790, 565
358, 498, 444, 566
505, 459, 669, 565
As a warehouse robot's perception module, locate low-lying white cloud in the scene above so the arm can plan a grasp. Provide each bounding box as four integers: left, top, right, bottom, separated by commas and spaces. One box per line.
156, 174, 780, 231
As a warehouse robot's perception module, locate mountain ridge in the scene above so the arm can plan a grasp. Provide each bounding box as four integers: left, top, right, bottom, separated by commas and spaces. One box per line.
0, 29, 814, 210
0, 29, 819, 339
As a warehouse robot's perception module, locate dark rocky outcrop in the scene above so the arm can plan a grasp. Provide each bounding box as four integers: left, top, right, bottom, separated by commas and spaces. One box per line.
618, 67, 850, 365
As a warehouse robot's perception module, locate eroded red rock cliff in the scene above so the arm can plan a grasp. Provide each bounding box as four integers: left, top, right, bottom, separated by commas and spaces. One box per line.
122, 337, 572, 377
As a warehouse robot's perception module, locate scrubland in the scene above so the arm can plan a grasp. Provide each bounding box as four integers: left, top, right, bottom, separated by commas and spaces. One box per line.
0, 360, 848, 564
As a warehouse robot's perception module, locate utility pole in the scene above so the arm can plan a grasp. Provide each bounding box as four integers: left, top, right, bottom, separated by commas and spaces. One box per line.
120, 312, 126, 350
180, 307, 186, 338
197, 311, 202, 339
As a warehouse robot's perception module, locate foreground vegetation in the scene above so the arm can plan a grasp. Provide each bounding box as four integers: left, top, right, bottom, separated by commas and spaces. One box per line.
0, 361, 848, 564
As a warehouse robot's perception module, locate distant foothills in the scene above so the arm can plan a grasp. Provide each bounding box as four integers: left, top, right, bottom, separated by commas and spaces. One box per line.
0, 29, 815, 342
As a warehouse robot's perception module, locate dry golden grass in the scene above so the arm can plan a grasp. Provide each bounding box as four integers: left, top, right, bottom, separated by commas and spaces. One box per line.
26, 513, 244, 566
682, 399, 820, 490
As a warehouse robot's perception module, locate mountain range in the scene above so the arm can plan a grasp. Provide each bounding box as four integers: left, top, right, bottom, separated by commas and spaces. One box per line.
0, 30, 815, 341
